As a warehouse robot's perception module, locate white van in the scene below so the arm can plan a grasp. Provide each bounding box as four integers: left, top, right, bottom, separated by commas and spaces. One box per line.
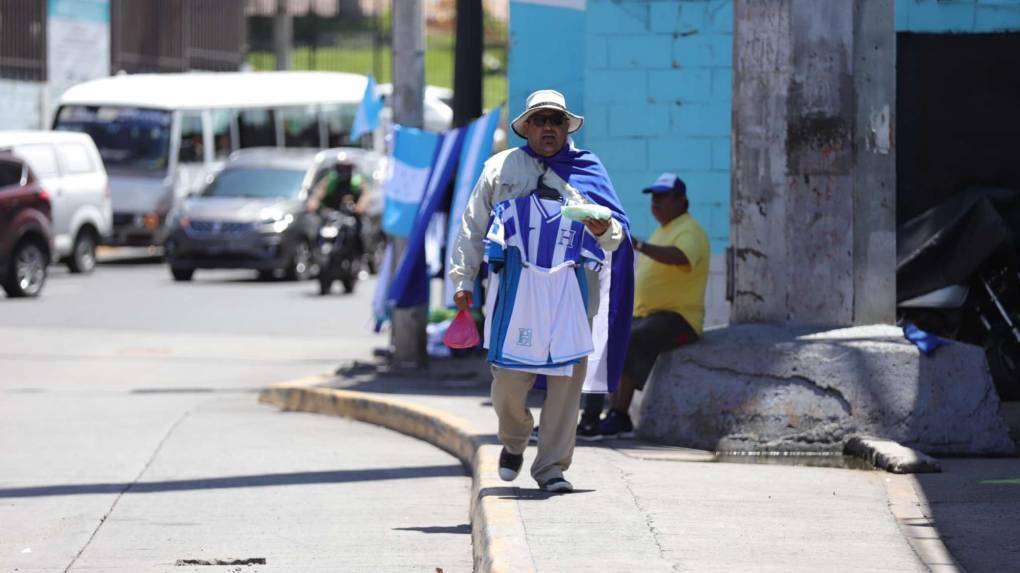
0, 131, 111, 273
52, 71, 453, 247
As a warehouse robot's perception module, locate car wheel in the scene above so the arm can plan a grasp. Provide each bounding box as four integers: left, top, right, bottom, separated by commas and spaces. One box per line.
67, 228, 98, 274
286, 240, 313, 281
3, 239, 48, 298
170, 266, 194, 281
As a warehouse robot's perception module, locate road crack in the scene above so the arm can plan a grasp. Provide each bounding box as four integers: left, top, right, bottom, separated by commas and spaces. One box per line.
63, 401, 204, 572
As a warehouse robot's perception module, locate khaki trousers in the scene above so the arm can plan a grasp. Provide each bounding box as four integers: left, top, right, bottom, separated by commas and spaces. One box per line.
490, 358, 587, 484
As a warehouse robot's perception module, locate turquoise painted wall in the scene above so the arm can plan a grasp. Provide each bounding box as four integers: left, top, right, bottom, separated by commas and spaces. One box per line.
897, 0, 1020, 32
509, 0, 733, 249
507, 2, 587, 147
508, 0, 1020, 248
584, 0, 732, 250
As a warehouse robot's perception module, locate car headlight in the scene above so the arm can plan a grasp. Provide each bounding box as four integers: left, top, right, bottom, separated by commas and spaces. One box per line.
260, 213, 293, 233
320, 226, 339, 239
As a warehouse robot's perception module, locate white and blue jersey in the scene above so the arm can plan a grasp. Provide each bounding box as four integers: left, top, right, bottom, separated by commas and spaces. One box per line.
483, 194, 606, 373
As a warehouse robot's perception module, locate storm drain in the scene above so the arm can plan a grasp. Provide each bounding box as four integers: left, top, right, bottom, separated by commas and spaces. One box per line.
175, 558, 266, 566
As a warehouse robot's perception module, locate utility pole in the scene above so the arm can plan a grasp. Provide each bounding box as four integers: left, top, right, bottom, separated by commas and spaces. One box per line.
453, 0, 483, 126
390, 0, 427, 369
273, 0, 292, 71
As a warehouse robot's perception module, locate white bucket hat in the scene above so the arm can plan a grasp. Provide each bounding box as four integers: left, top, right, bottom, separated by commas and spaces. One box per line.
510, 89, 584, 138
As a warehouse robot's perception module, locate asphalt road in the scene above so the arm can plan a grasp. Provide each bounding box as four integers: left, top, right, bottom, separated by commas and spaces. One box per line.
0, 252, 472, 572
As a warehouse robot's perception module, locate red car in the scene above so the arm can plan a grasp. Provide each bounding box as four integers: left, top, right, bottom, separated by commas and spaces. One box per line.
0, 152, 53, 297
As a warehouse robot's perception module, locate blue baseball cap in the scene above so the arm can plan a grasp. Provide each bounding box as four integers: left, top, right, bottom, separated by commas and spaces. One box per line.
642, 172, 687, 195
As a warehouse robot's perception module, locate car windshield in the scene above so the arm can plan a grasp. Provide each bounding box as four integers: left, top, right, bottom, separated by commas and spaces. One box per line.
54, 105, 171, 175
201, 168, 306, 199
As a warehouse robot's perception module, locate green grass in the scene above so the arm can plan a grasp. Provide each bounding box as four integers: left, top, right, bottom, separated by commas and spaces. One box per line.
248, 36, 507, 112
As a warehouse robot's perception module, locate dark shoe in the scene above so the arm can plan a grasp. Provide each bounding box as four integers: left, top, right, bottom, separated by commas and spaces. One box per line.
529, 425, 539, 444
498, 447, 524, 481
576, 416, 603, 442
541, 477, 574, 493
599, 409, 635, 439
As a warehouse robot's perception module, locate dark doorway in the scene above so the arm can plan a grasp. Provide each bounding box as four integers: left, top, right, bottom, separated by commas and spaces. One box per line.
896, 32, 1020, 224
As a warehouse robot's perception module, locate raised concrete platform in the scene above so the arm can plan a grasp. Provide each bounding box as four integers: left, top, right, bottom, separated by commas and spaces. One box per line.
637, 324, 1016, 455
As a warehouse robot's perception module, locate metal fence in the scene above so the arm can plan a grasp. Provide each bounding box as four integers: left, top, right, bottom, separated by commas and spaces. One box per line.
246, 1, 508, 109
111, 0, 247, 74
0, 0, 47, 81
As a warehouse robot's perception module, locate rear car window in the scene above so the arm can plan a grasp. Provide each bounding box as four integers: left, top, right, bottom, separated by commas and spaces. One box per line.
13, 144, 60, 178
57, 143, 95, 174
0, 160, 24, 187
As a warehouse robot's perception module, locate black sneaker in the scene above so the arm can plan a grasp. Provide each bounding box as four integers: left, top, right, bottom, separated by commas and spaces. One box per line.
529, 425, 539, 444
576, 416, 602, 442
541, 477, 574, 493
498, 447, 524, 481
599, 409, 635, 439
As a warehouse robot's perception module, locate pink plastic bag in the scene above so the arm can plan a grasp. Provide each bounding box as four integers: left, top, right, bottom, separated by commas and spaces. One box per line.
443, 309, 481, 349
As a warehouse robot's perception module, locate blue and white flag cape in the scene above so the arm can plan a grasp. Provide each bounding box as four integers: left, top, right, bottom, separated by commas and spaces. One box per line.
351, 74, 383, 141
443, 107, 502, 306
388, 127, 466, 308
382, 126, 440, 238
521, 143, 634, 395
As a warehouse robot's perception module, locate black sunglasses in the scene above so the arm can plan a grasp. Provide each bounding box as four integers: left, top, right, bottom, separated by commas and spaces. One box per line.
529, 113, 566, 127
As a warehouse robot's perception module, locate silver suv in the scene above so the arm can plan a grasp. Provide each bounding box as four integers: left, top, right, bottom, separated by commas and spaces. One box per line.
0, 131, 111, 273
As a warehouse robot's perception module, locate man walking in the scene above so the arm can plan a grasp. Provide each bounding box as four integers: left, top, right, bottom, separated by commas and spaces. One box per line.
448, 89, 630, 492
593, 173, 709, 438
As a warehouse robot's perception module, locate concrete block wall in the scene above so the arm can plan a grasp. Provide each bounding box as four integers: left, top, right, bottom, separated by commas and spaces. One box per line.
0, 81, 45, 130
582, 0, 732, 251
584, 0, 733, 328
510, 0, 733, 326
896, 0, 1020, 32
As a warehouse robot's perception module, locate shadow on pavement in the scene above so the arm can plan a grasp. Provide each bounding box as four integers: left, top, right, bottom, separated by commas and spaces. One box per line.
328, 355, 492, 398
393, 524, 471, 535
912, 457, 1020, 573
0, 464, 466, 498
480, 486, 595, 501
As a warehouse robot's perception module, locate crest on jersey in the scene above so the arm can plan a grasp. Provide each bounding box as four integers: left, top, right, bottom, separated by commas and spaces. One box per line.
557, 228, 576, 248
516, 328, 533, 347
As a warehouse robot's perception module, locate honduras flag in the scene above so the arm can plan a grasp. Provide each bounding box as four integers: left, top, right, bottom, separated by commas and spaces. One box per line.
350, 74, 383, 141
388, 128, 466, 308
382, 126, 440, 238
443, 107, 502, 306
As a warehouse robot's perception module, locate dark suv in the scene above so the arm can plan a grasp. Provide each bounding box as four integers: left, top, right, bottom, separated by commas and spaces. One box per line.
0, 153, 53, 298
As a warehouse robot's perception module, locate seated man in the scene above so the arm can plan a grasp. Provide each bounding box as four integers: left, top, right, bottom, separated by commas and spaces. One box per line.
591, 172, 710, 438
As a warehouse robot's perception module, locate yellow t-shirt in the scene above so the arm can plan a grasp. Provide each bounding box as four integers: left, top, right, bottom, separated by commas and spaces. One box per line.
633, 213, 710, 333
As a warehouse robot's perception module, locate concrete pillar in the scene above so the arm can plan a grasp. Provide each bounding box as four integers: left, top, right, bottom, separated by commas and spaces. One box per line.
390, 0, 428, 368
731, 0, 895, 326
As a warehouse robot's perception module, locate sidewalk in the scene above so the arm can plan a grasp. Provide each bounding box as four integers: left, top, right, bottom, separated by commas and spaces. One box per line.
259, 356, 1020, 573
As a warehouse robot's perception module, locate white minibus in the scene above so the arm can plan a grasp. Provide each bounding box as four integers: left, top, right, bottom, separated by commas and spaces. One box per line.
53, 71, 452, 246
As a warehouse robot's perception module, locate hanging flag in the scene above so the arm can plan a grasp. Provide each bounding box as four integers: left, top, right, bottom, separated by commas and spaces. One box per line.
382, 126, 440, 238
388, 127, 466, 308
443, 107, 502, 306
351, 74, 383, 141
371, 241, 395, 332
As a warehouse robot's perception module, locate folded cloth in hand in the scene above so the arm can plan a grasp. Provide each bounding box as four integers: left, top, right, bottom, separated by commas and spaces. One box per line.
561, 203, 612, 221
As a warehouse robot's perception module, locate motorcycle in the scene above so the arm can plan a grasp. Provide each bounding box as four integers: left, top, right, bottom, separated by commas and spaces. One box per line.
897, 187, 1020, 401
315, 205, 363, 295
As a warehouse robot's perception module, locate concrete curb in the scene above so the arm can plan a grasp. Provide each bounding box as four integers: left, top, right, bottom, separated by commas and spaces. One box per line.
844, 435, 942, 474
257, 375, 533, 573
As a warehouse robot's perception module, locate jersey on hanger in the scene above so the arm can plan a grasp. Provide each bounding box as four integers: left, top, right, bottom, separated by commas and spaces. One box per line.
483, 194, 606, 373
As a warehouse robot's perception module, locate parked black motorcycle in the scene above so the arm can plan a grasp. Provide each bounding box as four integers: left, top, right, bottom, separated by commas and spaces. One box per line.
897, 187, 1020, 400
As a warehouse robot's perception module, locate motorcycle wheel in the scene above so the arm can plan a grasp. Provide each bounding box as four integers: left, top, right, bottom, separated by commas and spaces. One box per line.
318, 274, 333, 295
